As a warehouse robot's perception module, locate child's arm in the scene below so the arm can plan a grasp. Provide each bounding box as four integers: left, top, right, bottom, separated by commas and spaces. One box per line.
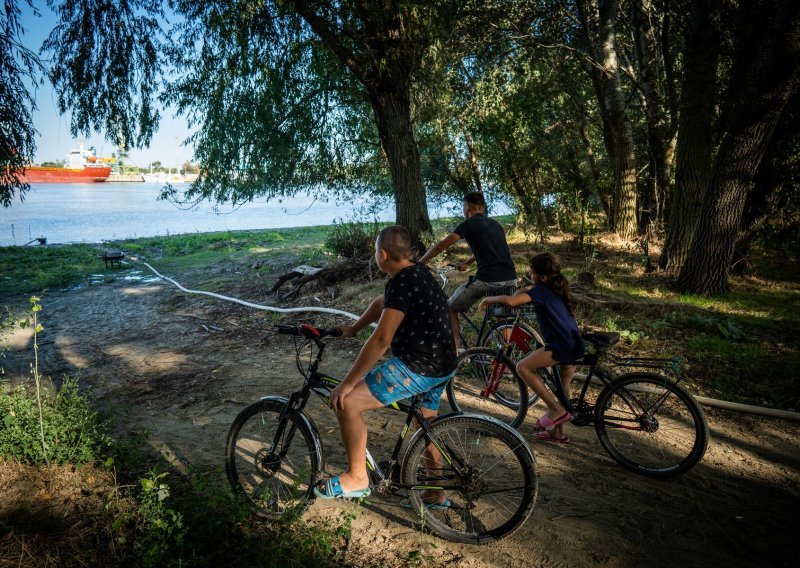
329, 308, 404, 411
335, 294, 384, 338
479, 292, 532, 310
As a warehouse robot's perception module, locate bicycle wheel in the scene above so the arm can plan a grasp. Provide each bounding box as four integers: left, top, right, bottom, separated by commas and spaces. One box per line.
479, 321, 545, 408
594, 373, 709, 478
226, 399, 320, 519
446, 347, 529, 428
400, 415, 537, 544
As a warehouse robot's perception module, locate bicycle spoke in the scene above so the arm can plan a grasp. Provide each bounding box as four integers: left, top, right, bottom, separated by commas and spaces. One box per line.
596, 374, 708, 477
401, 415, 536, 542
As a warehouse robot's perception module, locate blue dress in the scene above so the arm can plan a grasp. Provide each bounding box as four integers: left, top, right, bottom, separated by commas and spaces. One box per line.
525, 284, 585, 363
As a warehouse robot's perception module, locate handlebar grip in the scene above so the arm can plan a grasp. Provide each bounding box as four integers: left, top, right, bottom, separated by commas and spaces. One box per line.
325, 328, 343, 338
274, 325, 300, 336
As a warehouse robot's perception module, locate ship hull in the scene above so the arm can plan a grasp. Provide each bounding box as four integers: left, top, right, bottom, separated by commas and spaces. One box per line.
23, 165, 112, 183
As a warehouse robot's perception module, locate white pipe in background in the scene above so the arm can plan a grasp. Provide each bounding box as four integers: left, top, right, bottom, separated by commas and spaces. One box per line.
141, 261, 374, 325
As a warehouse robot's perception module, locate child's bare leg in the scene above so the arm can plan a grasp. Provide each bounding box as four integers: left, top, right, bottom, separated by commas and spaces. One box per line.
515, 348, 565, 419
415, 407, 446, 504
334, 381, 384, 492
550, 364, 575, 438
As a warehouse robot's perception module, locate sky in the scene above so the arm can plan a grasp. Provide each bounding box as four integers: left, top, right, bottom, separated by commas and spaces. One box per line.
20, 2, 193, 169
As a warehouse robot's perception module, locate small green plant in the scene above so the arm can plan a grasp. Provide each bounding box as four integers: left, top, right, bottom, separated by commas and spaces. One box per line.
325, 218, 379, 259
690, 314, 748, 341
603, 316, 644, 343
135, 470, 186, 567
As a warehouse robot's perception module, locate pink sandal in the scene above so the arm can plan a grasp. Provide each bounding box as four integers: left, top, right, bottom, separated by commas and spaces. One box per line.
533, 411, 572, 430
534, 430, 570, 444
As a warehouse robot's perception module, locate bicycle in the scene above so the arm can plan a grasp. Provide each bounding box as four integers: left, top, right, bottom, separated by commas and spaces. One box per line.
453, 331, 709, 478
225, 323, 538, 543
433, 265, 544, 358
433, 266, 545, 417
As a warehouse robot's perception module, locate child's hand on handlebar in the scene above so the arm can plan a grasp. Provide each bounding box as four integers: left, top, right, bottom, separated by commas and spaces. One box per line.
333, 324, 356, 338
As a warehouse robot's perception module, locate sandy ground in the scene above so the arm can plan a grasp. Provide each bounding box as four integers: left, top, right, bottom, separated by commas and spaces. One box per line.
3, 276, 798, 567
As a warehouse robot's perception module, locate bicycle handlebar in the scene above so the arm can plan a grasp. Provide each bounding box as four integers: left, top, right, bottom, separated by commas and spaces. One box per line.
274, 324, 343, 339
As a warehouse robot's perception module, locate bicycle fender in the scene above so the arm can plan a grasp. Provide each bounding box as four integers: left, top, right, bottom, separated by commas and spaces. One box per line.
258, 395, 325, 472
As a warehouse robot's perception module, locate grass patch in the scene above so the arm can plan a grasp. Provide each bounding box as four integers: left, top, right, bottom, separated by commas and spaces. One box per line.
0, 244, 105, 295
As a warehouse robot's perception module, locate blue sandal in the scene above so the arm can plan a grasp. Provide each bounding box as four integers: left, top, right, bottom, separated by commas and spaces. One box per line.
313, 475, 371, 500
400, 497, 452, 511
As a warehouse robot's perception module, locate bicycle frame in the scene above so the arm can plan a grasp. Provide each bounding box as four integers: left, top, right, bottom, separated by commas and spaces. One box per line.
269, 328, 471, 493
517, 339, 687, 423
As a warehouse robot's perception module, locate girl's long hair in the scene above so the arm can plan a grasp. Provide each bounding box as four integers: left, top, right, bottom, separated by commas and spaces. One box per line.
530, 252, 574, 315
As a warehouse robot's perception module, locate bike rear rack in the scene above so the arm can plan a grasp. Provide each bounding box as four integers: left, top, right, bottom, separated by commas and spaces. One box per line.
604, 352, 685, 383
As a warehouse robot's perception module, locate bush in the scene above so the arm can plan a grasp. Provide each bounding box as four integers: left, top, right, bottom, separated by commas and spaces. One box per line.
325, 219, 379, 259
0, 375, 111, 465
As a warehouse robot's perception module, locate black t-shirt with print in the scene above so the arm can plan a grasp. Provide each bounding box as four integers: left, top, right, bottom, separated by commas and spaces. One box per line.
383, 263, 457, 378
454, 214, 517, 282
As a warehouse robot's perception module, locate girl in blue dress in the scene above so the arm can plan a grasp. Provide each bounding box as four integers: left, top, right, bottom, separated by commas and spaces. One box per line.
480, 252, 584, 443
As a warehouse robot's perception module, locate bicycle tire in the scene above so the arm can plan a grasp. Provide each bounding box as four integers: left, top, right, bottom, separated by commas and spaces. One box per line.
226, 399, 321, 519
594, 372, 709, 478
479, 320, 545, 408
400, 415, 537, 544
446, 347, 529, 428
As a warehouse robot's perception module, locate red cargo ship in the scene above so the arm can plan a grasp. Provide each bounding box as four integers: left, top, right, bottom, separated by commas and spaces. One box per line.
24, 144, 112, 183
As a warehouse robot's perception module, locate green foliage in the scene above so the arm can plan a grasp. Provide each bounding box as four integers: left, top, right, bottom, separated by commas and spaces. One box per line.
0, 376, 111, 465
0, 0, 43, 206
603, 317, 645, 344
134, 470, 186, 567
690, 314, 748, 341
325, 218, 379, 259
0, 244, 105, 295
43, 0, 163, 149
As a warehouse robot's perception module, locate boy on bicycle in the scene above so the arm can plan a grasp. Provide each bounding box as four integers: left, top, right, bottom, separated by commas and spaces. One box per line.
315, 225, 457, 502
419, 191, 517, 350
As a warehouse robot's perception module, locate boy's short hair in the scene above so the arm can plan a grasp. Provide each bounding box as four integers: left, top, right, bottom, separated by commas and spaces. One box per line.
463, 191, 486, 210
377, 225, 412, 261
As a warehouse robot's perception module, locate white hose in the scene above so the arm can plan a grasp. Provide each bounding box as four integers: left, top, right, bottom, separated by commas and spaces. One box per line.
141, 261, 370, 323
574, 373, 800, 421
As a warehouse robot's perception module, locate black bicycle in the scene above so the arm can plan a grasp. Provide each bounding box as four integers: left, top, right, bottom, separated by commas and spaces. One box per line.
225, 324, 538, 543
455, 331, 709, 478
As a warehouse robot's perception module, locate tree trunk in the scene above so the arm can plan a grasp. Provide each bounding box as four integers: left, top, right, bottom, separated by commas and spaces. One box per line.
577, 0, 638, 239
634, 0, 671, 231
369, 88, 431, 253
659, 0, 721, 272
677, 0, 800, 295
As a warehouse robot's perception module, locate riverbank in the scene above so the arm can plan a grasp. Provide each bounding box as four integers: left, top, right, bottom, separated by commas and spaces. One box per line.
1, 220, 798, 567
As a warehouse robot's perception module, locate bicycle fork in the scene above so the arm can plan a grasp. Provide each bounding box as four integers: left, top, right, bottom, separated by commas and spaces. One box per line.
481, 327, 533, 398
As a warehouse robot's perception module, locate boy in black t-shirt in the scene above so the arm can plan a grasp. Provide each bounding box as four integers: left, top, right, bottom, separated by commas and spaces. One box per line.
419, 192, 517, 349
313, 225, 457, 501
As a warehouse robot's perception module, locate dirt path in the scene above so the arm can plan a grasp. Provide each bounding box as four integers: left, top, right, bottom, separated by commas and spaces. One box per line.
3, 278, 798, 567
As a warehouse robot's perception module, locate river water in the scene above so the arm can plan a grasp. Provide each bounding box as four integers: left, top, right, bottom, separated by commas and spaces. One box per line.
0, 183, 473, 246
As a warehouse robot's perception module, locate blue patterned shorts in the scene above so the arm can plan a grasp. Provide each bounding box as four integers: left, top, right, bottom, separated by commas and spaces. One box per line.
365, 357, 455, 411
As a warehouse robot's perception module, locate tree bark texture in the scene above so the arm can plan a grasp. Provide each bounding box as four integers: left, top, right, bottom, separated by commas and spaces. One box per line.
370, 87, 432, 251
677, 0, 800, 295
634, 0, 672, 231
659, 0, 721, 272
293, 0, 432, 250
577, 0, 638, 239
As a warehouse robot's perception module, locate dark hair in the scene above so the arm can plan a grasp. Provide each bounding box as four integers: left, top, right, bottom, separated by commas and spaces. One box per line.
530, 252, 574, 315
463, 191, 486, 210
377, 225, 412, 261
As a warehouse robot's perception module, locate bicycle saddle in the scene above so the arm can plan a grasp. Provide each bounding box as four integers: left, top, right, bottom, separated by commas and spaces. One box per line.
582, 331, 620, 346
